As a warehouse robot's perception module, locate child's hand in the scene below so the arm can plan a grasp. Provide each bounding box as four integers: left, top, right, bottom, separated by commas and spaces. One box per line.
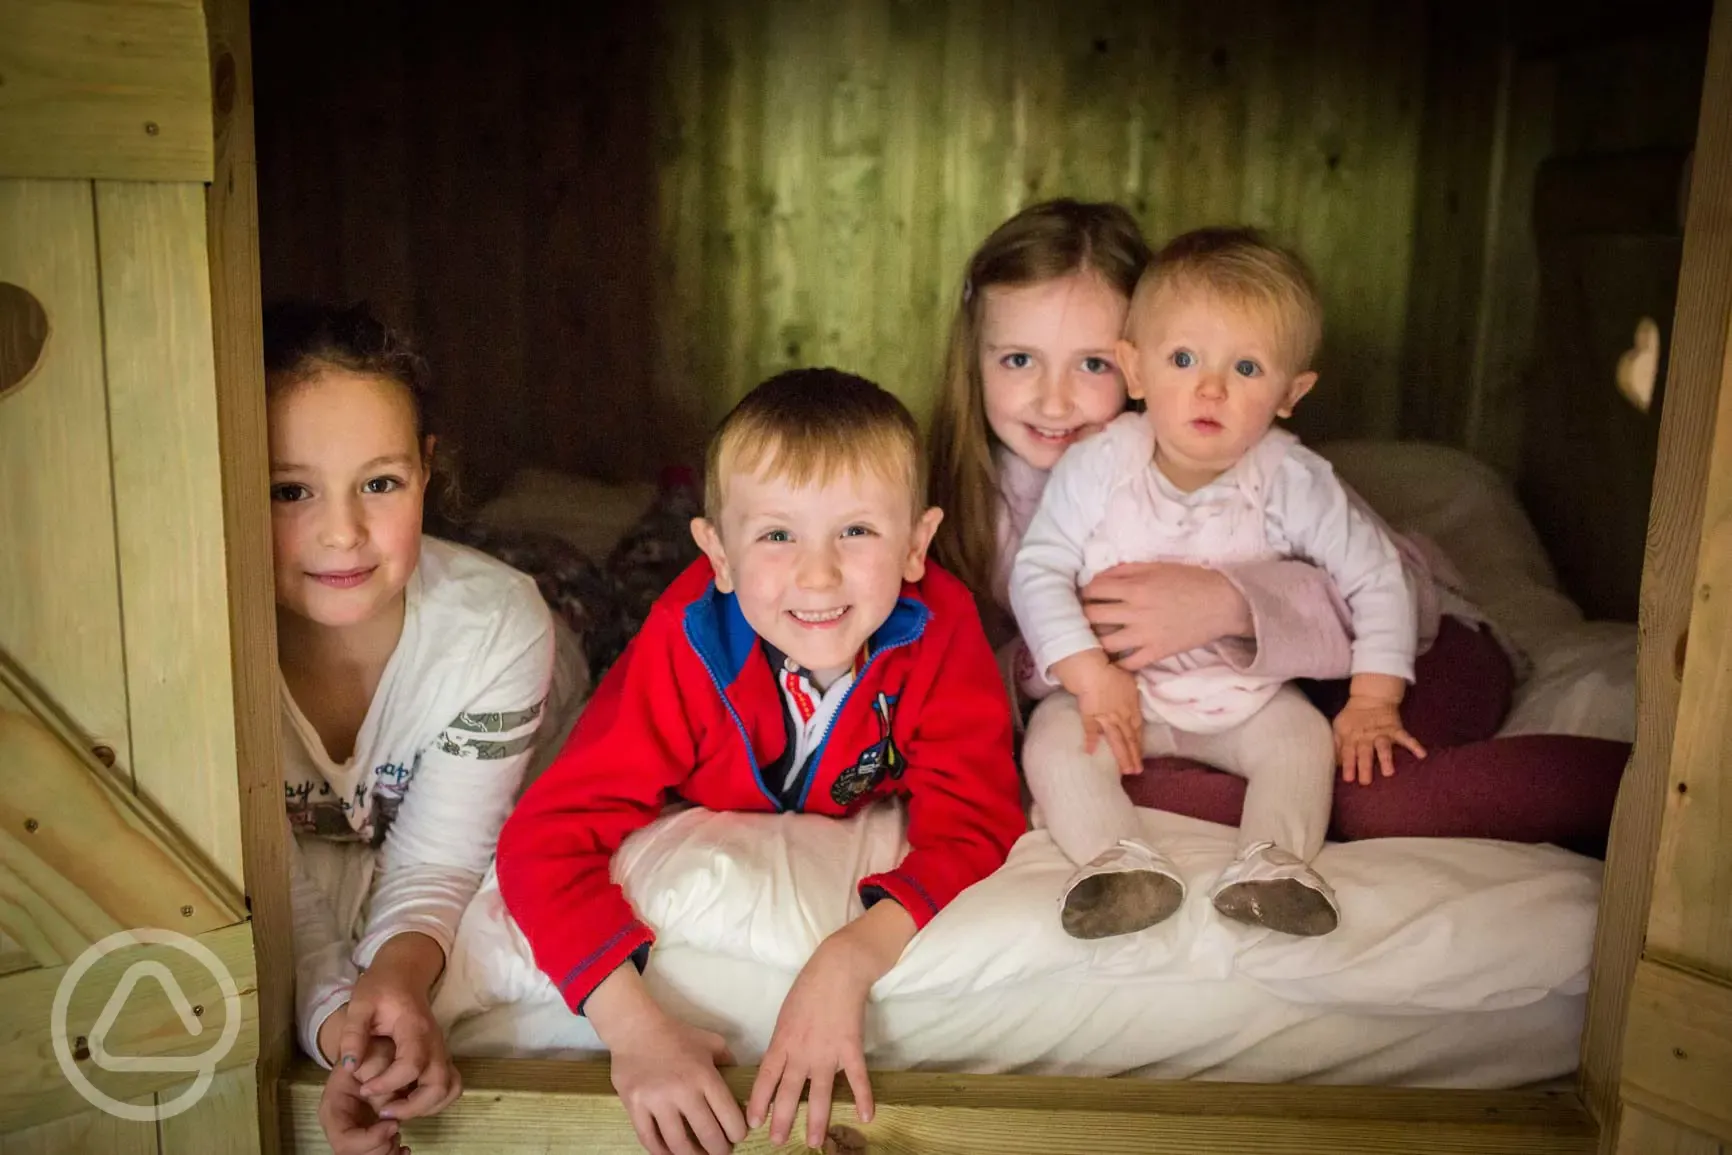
1054, 652, 1144, 775
610, 1009, 745, 1155
319, 1034, 409, 1155
748, 928, 882, 1149
336, 936, 462, 1123
1334, 696, 1426, 786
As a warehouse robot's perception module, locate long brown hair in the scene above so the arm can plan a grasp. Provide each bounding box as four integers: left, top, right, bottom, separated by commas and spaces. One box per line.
927, 199, 1151, 609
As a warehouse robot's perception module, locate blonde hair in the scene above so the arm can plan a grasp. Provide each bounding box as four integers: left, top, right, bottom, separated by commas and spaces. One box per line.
928, 199, 1151, 608
705, 367, 924, 522
1132, 226, 1324, 370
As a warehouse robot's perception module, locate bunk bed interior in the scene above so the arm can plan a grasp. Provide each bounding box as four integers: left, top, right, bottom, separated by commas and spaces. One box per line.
249, 0, 1713, 1097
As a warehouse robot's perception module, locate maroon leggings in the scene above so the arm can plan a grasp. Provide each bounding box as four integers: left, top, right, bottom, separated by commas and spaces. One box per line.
1121, 617, 1628, 858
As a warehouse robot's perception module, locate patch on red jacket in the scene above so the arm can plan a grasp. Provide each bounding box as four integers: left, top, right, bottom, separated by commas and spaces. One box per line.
831, 691, 904, 806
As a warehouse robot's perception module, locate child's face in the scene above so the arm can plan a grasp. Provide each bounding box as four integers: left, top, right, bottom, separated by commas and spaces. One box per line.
691, 462, 942, 684
1119, 288, 1316, 490
979, 272, 1129, 471
268, 369, 429, 631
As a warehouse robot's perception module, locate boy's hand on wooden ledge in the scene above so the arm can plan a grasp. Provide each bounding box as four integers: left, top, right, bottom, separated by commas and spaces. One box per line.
588, 964, 747, 1155
1334, 673, 1426, 786
749, 901, 915, 1149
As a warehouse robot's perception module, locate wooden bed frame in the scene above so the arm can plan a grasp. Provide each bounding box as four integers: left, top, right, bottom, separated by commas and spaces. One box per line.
2, 0, 1730, 1151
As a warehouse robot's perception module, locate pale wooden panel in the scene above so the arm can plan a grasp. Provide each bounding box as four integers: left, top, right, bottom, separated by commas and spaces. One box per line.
1645, 310, 1732, 972
0, 702, 242, 968
0, 921, 257, 1132
1622, 959, 1732, 1144
0, 1099, 158, 1155
158, 1067, 260, 1155
203, 0, 290, 1147
1582, 1, 1732, 1139
0, 179, 132, 771
0, 0, 212, 182
93, 180, 245, 892
284, 1059, 1595, 1154
1618, 1106, 1727, 1155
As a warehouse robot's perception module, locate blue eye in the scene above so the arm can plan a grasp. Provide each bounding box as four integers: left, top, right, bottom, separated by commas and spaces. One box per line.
1171, 350, 1195, 369
1081, 356, 1112, 374
761, 529, 791, 543
1235, 359, 1261, 378
362, 476, 403, 495
1001, 352, 1032, 370
842, 524, 875, 538
271, 483, 311, 503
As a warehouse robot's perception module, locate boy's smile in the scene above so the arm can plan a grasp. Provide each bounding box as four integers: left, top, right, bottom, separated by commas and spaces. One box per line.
692, 463, 942, 688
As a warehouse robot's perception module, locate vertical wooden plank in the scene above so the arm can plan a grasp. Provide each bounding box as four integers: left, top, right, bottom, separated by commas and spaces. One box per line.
0, 179, 132, 771
0, 1101, 157, 1155
203, 0, 291, 1148
94, 180, 244, 892
1584, 0, 1732, 1141
1644, 269, 1732, 974
157, 1068, 260, 1155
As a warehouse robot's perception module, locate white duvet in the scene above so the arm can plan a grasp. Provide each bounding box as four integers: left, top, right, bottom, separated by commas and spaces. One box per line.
436, 442, 1629, 1087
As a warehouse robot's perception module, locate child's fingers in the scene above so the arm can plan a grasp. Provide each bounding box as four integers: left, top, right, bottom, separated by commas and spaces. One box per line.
1376, 735, 1395, 779
336, 1000, 376, 1072
681, 1088, 735, 1155
745, 1050, 783, 1129
843, 1054, 875, 1124
1355, 740, 1374, 787
769, 1064, 807, 1147
805, 1066, 837, 1150
650, 1106, 700, 1155
703, 1073, 749, 1145
627, 1105, 670, 1155
1395, 729, 1428, 760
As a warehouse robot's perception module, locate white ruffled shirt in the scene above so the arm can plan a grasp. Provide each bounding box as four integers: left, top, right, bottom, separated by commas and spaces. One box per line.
286, 537, 556, 1064
1010, 415, 1416, 732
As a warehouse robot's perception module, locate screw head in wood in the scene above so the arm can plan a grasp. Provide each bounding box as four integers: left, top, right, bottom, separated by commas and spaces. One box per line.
144, 121, 160, 136
24, 818, 38, 833
181, 905, 194, 918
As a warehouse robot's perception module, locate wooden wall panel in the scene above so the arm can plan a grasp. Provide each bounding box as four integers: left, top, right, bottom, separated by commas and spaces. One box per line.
95, 180, 246, 891
254, 0, 1428, 498
0, 180, 132, 771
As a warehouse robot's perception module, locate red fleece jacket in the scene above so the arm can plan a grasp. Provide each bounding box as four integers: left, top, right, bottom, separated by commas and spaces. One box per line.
495, 557, 1025, 1011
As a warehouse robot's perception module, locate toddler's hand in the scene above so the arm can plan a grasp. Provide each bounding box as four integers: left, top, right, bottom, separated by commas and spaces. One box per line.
1078, 663, 1144, 776
611, 1008, 745, 1155
337, 961, 460, 1123
1334, 696, 1426, 786
748, 934, 878, 1149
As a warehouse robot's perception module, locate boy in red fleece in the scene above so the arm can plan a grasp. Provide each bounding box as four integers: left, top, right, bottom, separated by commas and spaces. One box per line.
497, 368, 1025, 1154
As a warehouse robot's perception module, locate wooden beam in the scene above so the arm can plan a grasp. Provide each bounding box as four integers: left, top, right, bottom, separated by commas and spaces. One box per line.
94, 179, 246, 894
201, 0, 292, 1151
0, 920, 257, 1132
284, 1059, 1596, 1155
0, 0, 214, 182
1581, 0, 1732, 1140
0, 682, 245, 969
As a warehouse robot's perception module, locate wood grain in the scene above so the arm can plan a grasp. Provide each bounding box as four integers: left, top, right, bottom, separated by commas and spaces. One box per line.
283, 1058, 1595, 1154
0, 178, 132, 778
1582, 0, 1732, 1143
0, 0, 212, 182
203, 0, 294, 1148
1621, 959, 1732, 1145
1617, 1105, 1728, 1155
95, 180, 246, 893
0, 921, 257, 1133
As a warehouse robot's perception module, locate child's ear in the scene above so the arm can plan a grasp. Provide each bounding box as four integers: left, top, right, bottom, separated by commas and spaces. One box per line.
689, 517, 734, 593
902, 507, 945, 583
1116, 339, 1145, 400
1277, 371, 1318, 418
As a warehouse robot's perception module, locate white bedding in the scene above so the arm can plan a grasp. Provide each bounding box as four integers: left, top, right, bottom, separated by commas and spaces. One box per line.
437, 441, 1632, 1087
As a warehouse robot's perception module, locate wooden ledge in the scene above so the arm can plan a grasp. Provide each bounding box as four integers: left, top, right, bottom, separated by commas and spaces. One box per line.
285, 1056, 1597, 1153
